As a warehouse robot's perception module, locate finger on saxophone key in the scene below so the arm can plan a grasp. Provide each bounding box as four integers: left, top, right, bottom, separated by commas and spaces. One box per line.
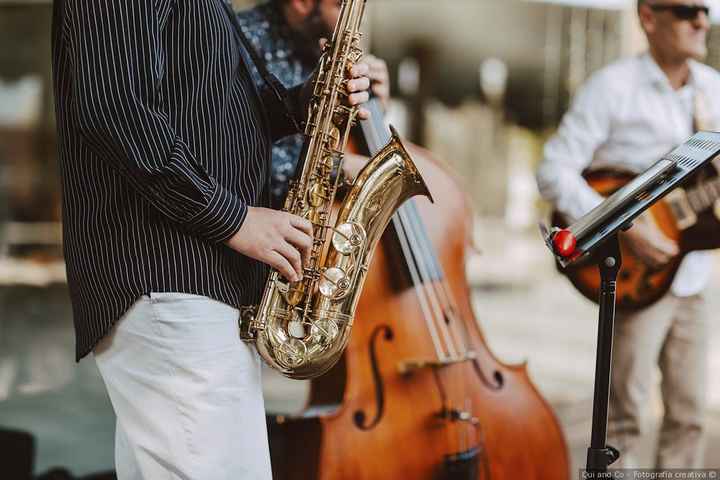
268, 250, 299, 283
275, 241, 303, 281
286, 214, 314, 269
223, 207, 312, 282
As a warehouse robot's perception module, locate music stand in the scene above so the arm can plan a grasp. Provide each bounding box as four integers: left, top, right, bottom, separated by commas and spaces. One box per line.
540, 131, 720, 474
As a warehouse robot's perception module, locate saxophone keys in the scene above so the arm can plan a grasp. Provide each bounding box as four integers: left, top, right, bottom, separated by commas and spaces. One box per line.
329, 126, 341, 148
288, 319, 306, 339
309, 210, 324, 226
310, 319, 340, 347
284, 281, 306, 306
318, 267, 350, 299
308, 183, 327, 208
278, 338, 307, 369
333, 222, 366, 255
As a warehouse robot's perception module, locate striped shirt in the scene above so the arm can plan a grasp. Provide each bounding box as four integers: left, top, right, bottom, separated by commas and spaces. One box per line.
51, 0, 303, 360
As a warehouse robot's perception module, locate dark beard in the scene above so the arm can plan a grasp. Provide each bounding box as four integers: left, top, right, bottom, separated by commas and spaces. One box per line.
288, 4, 334, 65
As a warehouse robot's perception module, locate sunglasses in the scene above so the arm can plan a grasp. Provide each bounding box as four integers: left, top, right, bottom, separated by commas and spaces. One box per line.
650, 4, 710, 21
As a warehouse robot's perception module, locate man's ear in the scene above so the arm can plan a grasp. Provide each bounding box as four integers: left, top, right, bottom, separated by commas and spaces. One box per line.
638, 3, 657, 34
288, 0, 316, 18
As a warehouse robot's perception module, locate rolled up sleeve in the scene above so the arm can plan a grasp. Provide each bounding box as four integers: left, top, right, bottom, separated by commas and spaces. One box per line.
536, 74, 612, 222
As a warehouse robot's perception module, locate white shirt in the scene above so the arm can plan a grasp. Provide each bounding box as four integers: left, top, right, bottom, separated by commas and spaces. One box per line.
537, 53, 720, 297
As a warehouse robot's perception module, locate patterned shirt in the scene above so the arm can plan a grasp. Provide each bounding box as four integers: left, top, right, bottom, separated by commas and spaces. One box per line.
237, 2, 317, 208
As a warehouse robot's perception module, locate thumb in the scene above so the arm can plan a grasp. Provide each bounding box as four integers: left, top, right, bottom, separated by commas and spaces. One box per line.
655, 234, 679, 256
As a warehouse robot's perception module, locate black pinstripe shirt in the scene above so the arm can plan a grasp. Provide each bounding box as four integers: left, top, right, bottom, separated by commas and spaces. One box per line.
52, 0, 303, 360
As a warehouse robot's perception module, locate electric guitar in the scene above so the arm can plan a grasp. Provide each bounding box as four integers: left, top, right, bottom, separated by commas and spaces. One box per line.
552, 165, 720, 310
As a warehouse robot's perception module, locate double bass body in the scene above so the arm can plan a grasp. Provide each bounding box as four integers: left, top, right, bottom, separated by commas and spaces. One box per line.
268, 137, 570, 479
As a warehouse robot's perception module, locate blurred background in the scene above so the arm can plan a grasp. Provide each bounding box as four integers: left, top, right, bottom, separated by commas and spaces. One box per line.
1, 0, 719, 478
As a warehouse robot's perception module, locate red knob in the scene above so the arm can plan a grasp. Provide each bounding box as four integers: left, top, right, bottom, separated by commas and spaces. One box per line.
553, 229, 577, 258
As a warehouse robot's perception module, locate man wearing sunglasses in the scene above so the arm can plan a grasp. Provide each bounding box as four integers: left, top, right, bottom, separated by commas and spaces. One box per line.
537, 0, 718, 469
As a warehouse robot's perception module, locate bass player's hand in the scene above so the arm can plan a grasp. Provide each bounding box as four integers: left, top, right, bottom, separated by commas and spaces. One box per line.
342, 153, 368, 182
363, 54, 390, 110
225, 207, 314, 282
300, 40, 372, 120
620, 218, 679, 269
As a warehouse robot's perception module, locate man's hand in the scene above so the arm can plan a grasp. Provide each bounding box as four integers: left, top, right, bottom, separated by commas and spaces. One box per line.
620, 217, 679, 269
347, 62, 372, 119
300, 41, 373, 120
226, 207, 314, 282
335, 56, 390, 184
342, 153, 368, 182
363, 54, 390, 110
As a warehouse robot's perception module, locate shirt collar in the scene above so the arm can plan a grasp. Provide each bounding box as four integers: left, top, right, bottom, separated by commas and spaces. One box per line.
640, 51, 701, 92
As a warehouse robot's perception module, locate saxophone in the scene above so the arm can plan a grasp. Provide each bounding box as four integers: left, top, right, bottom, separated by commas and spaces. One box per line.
240, 0, 431, 379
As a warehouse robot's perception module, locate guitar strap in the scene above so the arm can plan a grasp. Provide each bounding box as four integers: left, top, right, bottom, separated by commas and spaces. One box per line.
693, 89, 709, 132
693, 89, 720, 172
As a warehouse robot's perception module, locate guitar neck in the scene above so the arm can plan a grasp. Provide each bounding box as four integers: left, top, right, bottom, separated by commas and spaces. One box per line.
685, 174, 720, 213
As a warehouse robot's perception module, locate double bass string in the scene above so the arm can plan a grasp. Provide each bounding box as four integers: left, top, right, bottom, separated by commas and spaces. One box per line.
394, 206, 461, 358
412, 197, 473, 354
393, 204, 477, 452
359, 100, 448, 360
361, 98, 470, 361
363, 102, 462, 360
393, 206, 457, 359
390, 213, 448, 359
402, 200, 473, 355
360, 98, 482, 454
360, 101, 477, 451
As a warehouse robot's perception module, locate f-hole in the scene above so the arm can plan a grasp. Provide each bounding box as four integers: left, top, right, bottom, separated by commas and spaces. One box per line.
353, 325, 394, 430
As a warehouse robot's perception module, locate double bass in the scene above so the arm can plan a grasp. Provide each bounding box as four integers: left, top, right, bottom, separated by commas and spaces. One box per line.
268, 98, 570, 479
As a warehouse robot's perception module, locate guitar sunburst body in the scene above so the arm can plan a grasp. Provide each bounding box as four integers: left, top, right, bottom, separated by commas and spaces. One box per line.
553, 168, 720, 311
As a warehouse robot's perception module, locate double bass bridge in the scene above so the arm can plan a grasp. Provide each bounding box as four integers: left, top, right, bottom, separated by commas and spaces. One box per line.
397, 351, 478, 376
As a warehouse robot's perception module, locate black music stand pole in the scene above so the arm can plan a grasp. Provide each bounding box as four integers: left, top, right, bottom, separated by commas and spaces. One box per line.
586, 235, 621, 473
540, 131, 720, 473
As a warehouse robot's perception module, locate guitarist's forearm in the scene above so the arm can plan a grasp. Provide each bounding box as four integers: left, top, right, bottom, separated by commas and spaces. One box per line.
536, 161, 605, 222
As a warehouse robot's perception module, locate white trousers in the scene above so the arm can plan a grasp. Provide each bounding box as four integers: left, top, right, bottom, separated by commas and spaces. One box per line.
608, 293, 708, 468
93, 293, 272, 480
